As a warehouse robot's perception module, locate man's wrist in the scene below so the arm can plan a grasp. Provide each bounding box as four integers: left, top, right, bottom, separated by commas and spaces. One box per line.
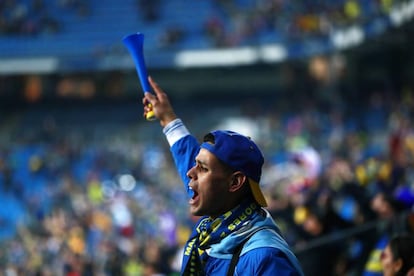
159, 112, 177, 128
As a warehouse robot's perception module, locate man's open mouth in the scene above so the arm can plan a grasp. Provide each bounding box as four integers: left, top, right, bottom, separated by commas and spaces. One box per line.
189, 187, 199, 204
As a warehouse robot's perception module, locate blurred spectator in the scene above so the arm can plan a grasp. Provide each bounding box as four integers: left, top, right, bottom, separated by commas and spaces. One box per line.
362, 192, 412, 276
203, 15, 226, 47
158, 26, 186, 49
380, 233, 414, 276
137, 0, 160, 22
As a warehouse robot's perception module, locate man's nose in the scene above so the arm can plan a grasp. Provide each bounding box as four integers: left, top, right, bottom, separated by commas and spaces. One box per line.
186, 165, 196, 179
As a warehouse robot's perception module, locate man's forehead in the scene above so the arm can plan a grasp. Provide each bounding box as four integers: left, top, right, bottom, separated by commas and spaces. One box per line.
196, 148, 220, 164
196, 148, 214, 160
196, 148, 234, 173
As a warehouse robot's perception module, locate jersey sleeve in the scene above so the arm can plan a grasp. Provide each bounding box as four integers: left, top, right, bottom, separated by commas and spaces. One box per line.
164, 119, 200, 197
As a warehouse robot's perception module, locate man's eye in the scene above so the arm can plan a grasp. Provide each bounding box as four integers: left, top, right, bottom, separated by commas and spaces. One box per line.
197, 164, 208, 172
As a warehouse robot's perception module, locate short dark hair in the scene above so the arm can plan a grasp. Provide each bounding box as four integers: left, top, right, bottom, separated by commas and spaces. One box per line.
389, 233, 414, 276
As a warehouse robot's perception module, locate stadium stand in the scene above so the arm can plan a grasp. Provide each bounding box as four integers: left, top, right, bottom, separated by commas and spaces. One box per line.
1, 0, 412, 70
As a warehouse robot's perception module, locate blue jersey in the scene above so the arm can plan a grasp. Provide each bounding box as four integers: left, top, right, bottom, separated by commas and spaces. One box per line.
362, 234, 389, 276
165, 120, 304, 275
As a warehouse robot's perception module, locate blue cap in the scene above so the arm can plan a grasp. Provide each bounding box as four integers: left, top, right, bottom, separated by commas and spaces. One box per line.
200, 130, 267, 207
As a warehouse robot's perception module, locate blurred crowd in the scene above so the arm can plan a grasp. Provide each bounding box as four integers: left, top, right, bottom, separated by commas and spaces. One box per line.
0, 0, 406, 49
0, 115, 190, 275
144, 0, 406, 49
201, 0, 402, 47
0, 0, 90, 36
0, 77, 413, 275
259, 91, 414, 275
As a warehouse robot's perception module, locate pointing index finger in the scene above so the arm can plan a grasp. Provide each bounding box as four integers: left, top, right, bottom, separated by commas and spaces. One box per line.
148, 76, 164, 98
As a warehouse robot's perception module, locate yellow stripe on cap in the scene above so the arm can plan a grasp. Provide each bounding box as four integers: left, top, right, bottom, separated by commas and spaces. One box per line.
249, 178, 267, 207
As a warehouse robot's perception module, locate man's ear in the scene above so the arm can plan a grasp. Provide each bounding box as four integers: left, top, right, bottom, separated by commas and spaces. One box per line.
229, 171, 247, 192
393, 258, 403, 275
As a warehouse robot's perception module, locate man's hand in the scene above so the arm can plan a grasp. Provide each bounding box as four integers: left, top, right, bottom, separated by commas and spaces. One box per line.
143, 76, 177, 127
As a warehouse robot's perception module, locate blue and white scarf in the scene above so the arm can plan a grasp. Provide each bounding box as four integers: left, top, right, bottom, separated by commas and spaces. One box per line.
181, 201, 265, 276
